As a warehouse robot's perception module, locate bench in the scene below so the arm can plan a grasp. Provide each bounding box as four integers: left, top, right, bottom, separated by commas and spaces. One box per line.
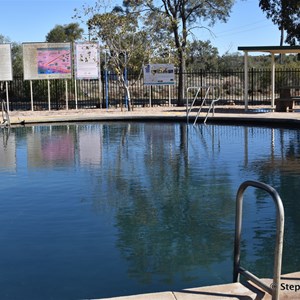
275, 98, 296, 112
275, 88, 299, 112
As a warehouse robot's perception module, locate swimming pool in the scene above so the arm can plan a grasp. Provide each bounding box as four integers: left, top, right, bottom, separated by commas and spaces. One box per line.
0, 122, 299, 300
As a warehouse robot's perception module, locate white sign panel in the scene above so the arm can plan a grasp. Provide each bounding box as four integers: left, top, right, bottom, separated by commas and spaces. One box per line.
75, 43, 99, 79
143, 64, 175, 85
23, 42, 72, 80
0, 44, 13, 81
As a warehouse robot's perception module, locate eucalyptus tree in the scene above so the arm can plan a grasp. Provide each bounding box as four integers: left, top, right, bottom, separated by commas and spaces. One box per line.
11, 43, 23, 75
186, 40, 219, 71
123, 0, 235, 105
45, 23, 84, 43
0, 34, 10, 43
87, 8, 150, 111
218, 52, 243, 71
259, 0, 300, 45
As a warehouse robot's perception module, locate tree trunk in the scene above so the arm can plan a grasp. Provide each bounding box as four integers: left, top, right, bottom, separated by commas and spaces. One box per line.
118, 73, 132, 111
124, 83, 132, 111
172, 14, 187, 106
177, 49, 186, 106
279, 26, 284, 64
280, 27, 284, 46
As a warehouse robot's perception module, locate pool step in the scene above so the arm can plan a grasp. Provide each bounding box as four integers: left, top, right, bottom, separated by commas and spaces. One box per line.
94, 271, 300, 300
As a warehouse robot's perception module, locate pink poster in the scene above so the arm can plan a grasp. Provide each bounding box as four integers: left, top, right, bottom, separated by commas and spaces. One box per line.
37, 47, 71, 75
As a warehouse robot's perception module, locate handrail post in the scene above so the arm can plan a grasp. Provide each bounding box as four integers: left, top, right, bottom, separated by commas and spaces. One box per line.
186, 85, 221, 125
233, 180, 285, 300
186, 86, 207, 124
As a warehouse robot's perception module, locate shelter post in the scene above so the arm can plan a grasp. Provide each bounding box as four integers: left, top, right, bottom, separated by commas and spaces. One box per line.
244, 51, 249, 111
271, 53, 275, 108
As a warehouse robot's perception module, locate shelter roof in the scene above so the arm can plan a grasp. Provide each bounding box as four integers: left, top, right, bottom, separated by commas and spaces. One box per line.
238, 46, 300, 54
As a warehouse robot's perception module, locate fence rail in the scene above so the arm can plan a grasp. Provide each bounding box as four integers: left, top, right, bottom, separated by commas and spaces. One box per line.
3, 68, 300, 111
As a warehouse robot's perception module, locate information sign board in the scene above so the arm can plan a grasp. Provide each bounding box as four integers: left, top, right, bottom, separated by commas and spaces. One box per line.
143, 64, 175, 85
23, 42, 72, 80
75, 43, 99, 80
0, 44, 13, 81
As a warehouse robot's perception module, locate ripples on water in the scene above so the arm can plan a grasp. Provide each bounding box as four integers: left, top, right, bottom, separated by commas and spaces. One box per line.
0, 123, 299, 300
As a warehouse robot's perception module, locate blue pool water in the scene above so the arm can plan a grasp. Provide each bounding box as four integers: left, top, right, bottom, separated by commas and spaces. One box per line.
0, 122, 300, 300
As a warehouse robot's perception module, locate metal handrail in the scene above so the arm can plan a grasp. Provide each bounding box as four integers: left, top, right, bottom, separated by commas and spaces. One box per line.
233, 180, 285, 300
194, 86, 220, 125
186, 86, 210, 124
202, 91, 221, 124
186, 86, 221, 125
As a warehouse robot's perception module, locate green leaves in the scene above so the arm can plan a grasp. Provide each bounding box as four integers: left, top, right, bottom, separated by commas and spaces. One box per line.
45, 23, 84, 43
259, 0, 300, 45
82, 0, 234, 104
88, 11, 149, 71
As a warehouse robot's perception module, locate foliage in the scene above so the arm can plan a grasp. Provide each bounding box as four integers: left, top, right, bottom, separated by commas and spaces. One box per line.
75, 1, 235, 105
122, 0, 235, 104
218, 52, 244, 71
45, 23, 84, 42
11, 42, 23, 75
88, 9, 149, 111
186, 40, 219, 71
88, 11, 149, 70
0, 34, 10, 44
259, 0, 300, 45
218, 52, 300, 71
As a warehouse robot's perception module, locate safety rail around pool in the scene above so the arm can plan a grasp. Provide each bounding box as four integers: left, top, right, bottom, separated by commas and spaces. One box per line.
233, 180, 285, 300
186, 86, 221, 125
1, 99, 10, 128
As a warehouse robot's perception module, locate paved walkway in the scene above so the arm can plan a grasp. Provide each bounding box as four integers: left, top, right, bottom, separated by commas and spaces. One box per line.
95, 272, 300, 300
5, 105, 300, 126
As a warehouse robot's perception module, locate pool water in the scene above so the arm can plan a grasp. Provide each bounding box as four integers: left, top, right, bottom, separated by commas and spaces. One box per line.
0, 122, 300, 300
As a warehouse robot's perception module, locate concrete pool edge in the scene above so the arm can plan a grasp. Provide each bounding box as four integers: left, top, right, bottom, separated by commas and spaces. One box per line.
7, 106, 300, 127
91, 271, 300, 300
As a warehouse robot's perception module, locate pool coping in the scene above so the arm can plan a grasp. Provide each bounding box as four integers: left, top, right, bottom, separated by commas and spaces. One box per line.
92, 271, 300, 300
6, 105, 300, 128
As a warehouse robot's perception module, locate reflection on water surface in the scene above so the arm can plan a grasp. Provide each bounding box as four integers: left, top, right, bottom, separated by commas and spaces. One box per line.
0, 123, 299, 300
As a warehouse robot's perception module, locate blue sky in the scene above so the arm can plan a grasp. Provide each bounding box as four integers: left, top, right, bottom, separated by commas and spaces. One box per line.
1, 0, 282, 55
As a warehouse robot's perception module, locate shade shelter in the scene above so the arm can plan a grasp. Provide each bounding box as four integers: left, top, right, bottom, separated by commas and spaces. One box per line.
238, 46, 300, 110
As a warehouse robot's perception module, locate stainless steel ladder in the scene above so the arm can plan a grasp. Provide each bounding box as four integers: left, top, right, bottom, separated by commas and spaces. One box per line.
186, 86, 220, 125
233, 180, 285, 300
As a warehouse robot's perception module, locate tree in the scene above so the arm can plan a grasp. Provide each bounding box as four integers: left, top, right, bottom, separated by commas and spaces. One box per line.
186, 40, 219, 71
218, 52, 243, 71
259, 1, 300, 45
0, 34, 23, 75
124, 0, 234, 105
0, 34, 10, 44
88, 10, 150, 111
46, 23, 84, 42
11, 42, 23, 75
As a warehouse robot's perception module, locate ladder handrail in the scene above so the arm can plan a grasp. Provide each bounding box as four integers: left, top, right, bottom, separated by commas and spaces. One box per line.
233, 180, 285, 300
203, 98, 220, 124
186, 86, 210, 124
194, 85, 221, 125
186, 85, 221, 125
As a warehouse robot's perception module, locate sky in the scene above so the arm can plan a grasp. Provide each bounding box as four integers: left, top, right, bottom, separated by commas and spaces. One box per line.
0, 0, 282, 55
